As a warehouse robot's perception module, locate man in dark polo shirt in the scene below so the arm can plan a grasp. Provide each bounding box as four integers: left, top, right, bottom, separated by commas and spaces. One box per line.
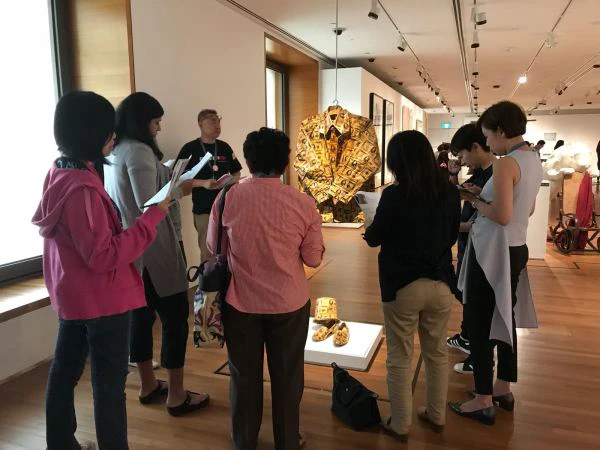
445, 123, 495, 375
176, 109, 242, 263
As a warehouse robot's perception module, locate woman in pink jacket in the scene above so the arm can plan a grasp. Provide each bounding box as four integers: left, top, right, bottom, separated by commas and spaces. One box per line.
32, 91, 171, 450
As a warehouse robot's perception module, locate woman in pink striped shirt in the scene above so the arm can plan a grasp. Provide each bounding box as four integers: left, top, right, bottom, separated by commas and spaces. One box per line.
207, 127, 325, 450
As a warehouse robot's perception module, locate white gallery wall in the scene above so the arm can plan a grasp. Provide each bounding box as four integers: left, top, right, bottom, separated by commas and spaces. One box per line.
0, 308, 57, 383
428, 112, 600, 154
320, 67, 424, 137
130, 0, 268, 268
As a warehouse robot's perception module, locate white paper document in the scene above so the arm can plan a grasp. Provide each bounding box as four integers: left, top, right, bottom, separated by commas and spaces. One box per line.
355, 191, 381, 225
142, 153, 212, 208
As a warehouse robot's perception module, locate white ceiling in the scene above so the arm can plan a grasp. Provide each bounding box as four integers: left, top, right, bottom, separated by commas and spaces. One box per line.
230, 0, 600, 114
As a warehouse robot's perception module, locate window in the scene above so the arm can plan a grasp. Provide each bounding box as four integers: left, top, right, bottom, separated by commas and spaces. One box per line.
0, 2, 59, 282
266, 65, 285, 131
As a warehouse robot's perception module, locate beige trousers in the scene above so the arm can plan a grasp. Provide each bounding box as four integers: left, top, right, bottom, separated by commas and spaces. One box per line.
382, 278, 453, 430
193, 213, 212, 264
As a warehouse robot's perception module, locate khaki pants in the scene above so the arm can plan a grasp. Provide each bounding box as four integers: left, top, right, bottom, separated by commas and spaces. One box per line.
382, 278, 453, 430
193, 213, 212, 264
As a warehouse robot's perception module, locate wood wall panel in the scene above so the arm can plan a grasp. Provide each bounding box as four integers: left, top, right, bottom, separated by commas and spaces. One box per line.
67, 0, 134, 105
265, 36, 319, 189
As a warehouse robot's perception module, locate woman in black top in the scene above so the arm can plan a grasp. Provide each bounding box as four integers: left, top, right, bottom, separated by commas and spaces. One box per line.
364, 130, 460, 441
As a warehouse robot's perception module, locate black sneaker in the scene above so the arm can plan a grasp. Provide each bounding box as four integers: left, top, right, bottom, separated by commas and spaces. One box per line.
453, 356, 473, 374
447, 333, 471, 354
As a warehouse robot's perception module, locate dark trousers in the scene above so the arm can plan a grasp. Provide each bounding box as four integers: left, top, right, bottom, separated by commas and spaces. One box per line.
465, 244, 528, 395
456, 237, 469, 341
129, 269, 189, 369
46, 312, 130, 450
223, 300, 310, 450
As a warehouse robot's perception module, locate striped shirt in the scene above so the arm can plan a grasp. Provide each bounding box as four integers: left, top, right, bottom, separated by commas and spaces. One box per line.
207, 177, 325, 314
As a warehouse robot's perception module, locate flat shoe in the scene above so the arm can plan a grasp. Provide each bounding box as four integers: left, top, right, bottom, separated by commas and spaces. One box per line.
312, 320, 337, 341
333, 322, 349, 346
448, 402, 496, 425
416, 406, 444, 432
139, 379, 168, 404
469, 390, 515, 411
380, 416, 408, 443
167, 391, 210, 417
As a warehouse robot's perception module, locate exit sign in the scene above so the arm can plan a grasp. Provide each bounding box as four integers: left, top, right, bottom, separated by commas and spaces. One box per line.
441, 122, 452, 129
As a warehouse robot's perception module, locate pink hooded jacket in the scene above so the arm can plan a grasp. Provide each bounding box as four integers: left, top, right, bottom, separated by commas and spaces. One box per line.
32, 161, 165, 320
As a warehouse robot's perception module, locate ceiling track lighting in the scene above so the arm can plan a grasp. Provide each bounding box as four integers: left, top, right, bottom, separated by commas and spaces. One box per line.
518, 74, 528, 84
545, 32, 557, 48
471, 30, 480, 49
475, 12, 487, 26
396, 34, 406, 52
368, 0, 379, 20
414, 63, 451, 111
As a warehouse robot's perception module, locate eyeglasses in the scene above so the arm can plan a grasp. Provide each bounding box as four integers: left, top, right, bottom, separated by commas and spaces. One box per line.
202, 115, 222, 124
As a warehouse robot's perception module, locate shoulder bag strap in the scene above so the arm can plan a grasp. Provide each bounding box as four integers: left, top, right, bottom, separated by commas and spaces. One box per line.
216, 184, 234, 255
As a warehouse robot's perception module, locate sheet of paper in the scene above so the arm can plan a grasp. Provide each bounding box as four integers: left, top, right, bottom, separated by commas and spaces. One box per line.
142, 157, 189, 207
179, 153, 213, 182
143, 153, 214, 207
355, 191, 381, 225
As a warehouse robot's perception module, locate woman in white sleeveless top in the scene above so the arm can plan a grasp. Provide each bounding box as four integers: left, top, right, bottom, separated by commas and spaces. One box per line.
449, 101, 543, 425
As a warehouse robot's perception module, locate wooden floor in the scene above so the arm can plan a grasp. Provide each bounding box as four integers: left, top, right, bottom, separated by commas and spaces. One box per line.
1, 228, 599, 449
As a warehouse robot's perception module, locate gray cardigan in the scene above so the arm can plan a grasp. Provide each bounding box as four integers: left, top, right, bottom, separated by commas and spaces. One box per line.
105, 138, 188, 297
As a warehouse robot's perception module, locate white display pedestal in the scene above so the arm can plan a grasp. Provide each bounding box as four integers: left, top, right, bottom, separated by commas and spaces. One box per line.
304, 318, 383, 371
322, 223, 364, 229
526, 182, 551, 259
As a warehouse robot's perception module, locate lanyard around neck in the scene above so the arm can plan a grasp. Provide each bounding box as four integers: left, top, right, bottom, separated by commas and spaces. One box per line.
508, 141, 529, 153
200, 140, 219, 179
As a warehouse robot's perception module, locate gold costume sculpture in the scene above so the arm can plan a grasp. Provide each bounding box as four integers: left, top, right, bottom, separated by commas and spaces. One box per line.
294, 106, 381, 223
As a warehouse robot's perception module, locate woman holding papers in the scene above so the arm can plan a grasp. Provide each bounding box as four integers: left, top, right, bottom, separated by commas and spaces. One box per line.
33, 91, 171, 449
105, 92, 211, 416
363, 130, 460, 441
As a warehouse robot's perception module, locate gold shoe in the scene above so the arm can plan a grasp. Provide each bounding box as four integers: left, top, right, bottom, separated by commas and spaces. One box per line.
312, 320, 337, 341
314, 297, 339, 324
333, 322, 349, 346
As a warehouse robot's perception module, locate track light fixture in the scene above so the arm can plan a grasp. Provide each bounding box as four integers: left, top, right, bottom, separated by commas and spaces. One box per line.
396, 34, 407, 52
368, 0, 379, 20
545, 32, 557, 48
471, 6, 487, 25
471, 30, 480, 48
475, 12, 487, 26
518, 74, 528, 84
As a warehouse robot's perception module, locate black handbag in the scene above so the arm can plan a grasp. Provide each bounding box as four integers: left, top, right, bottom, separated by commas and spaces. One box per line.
187, 184, 233, 293
330, 362, 381, 431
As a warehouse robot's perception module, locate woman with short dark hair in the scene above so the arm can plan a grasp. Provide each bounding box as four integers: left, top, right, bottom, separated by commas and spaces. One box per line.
207, 127, 324, 450
450, 101, 542, 425
364, 130, 460, 441
33, 91, 171, 449
105, 92, 211, 417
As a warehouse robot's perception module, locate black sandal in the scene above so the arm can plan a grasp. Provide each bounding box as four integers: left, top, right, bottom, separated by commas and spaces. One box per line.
167, 391, 210, 417
139, 380, 168, 405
